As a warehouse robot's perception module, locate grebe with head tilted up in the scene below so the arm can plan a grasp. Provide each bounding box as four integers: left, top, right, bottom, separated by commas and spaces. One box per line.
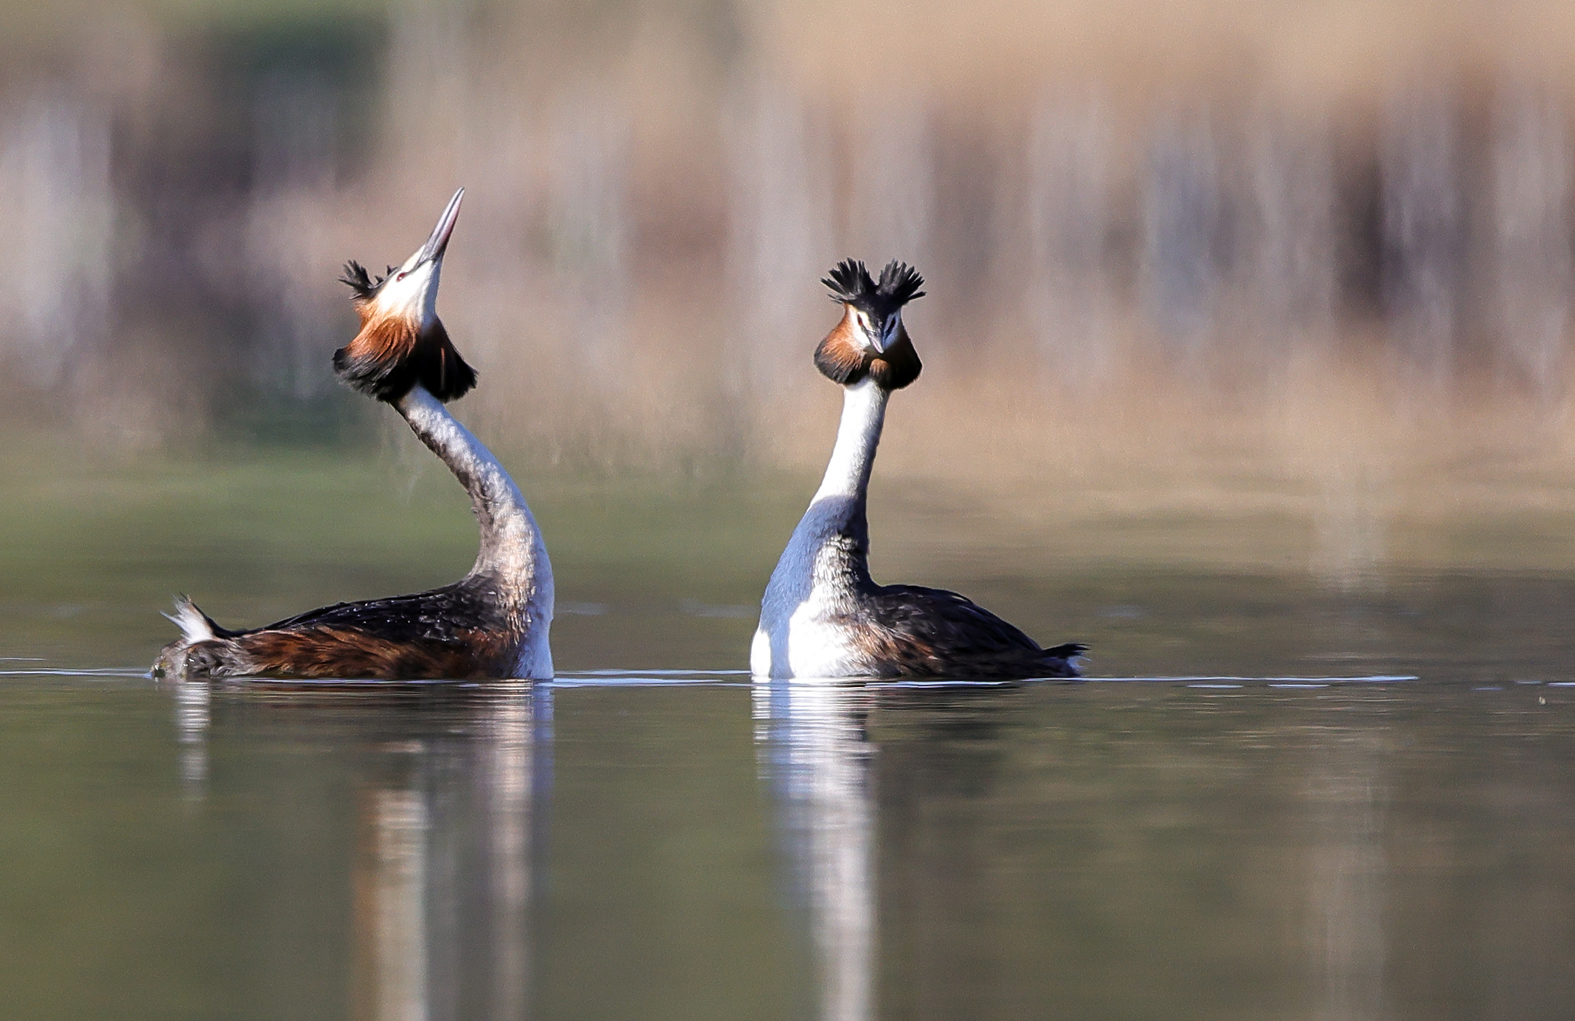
751, 259, 1086, 681
153, 189, 553, 682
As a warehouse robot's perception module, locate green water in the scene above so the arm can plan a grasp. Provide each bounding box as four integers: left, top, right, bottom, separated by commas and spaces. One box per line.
6, 441, 1575, 1019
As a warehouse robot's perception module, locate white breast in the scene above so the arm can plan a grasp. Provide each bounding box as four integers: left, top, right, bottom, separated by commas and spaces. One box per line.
514, 626, 554, 680
751, 602, 872, 679
752, 379, 890, 681
509, 557, 555, 680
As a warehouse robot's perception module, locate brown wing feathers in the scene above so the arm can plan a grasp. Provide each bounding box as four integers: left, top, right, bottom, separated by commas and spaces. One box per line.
858, 584, 1085, 679
235, 626, 514, 680
164, 577, 523, 680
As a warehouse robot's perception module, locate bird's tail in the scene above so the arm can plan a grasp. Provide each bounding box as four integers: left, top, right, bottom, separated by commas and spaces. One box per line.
1041, 641, 1089, 678
162, 595, 234, 643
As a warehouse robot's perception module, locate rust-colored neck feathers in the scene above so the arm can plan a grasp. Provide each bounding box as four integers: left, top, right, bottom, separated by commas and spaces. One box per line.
333, 301, 476, 403
814, 309, 922, 391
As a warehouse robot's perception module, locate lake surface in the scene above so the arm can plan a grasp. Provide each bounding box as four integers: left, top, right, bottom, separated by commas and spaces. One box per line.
6, 443, 1575, 1019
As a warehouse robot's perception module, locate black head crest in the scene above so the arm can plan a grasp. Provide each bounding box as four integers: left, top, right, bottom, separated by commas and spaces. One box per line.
875, 260, 925, 306
823, 259, 876, 305
339, 260, 388, 302
822, 258, 925, 320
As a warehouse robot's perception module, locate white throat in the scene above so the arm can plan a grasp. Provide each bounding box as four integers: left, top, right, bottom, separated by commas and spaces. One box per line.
752, 378, 889, 678
375, 258, 443, 326
813, 378, 889, 504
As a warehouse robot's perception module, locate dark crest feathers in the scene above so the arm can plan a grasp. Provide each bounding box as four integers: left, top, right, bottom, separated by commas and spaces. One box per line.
340, 260, 380, 300
822, 258, 926, 315
339, 261, 401, 301
823, 259, 874, 304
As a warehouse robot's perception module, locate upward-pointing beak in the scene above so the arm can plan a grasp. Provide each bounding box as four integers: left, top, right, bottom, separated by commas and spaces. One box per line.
417, 187, 464, 267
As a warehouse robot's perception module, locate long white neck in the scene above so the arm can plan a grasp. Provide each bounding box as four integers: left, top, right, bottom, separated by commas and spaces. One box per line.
395, 387, 551, 601
753, 378, 891, 675
767, 379, 889, 594
813, 378, 889, 505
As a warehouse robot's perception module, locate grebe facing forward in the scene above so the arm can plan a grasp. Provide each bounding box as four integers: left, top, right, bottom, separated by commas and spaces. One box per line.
750, 259, 1085, 681
153, 189, 554, 681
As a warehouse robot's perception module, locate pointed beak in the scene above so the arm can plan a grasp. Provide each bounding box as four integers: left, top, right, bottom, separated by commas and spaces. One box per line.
416, 187, 464, 267
875, 313, 899, 354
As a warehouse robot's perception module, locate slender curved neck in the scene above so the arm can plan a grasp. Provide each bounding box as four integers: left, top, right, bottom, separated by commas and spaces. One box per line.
759, 379, 890, 627
813, 379, 889, 504
394, 386, 544, 588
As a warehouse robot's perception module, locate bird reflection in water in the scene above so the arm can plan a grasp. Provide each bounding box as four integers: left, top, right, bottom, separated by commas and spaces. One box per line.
170, 681, 552, 1021
754, 680, 877, 1021
754, 679, 1025, 1020
172, 675, 210, 803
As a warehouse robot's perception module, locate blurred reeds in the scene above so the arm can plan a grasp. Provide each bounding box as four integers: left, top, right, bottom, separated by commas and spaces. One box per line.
3, 0, 1575, 580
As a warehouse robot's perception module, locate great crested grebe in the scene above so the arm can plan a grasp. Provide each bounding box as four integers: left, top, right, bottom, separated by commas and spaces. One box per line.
153, 189, 554, 681
750, 259, 1086, 680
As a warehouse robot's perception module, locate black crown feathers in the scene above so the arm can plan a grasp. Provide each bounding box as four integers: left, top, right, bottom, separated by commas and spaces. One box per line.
822, 259, 926, 314
339, 261, 399, 301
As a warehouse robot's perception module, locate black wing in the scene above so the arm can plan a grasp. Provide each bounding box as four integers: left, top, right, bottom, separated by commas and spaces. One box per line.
861, 584, 1084, 679
256, 576, 507, 645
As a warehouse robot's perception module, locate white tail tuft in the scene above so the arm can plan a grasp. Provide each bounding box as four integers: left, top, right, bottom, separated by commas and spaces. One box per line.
163, 595, 216, 644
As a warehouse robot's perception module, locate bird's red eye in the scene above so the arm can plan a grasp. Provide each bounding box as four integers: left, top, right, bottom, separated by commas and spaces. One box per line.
396, 272, 407, 282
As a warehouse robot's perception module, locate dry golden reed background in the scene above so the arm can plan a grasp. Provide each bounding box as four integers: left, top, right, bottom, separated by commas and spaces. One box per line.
4, 0, 1575, 557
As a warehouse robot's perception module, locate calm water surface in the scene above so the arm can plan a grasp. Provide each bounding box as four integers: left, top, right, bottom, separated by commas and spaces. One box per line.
6, 448, 1575, 1019
4, 674, 1575, 1020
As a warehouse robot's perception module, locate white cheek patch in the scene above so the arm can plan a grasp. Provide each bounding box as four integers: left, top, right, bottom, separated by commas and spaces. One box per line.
375, 264, 437, 323
846, 311, 877, 352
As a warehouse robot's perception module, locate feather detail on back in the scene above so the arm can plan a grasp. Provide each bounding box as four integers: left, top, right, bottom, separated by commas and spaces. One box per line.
154, 575, 536, 681
853, 584, 1084, 679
